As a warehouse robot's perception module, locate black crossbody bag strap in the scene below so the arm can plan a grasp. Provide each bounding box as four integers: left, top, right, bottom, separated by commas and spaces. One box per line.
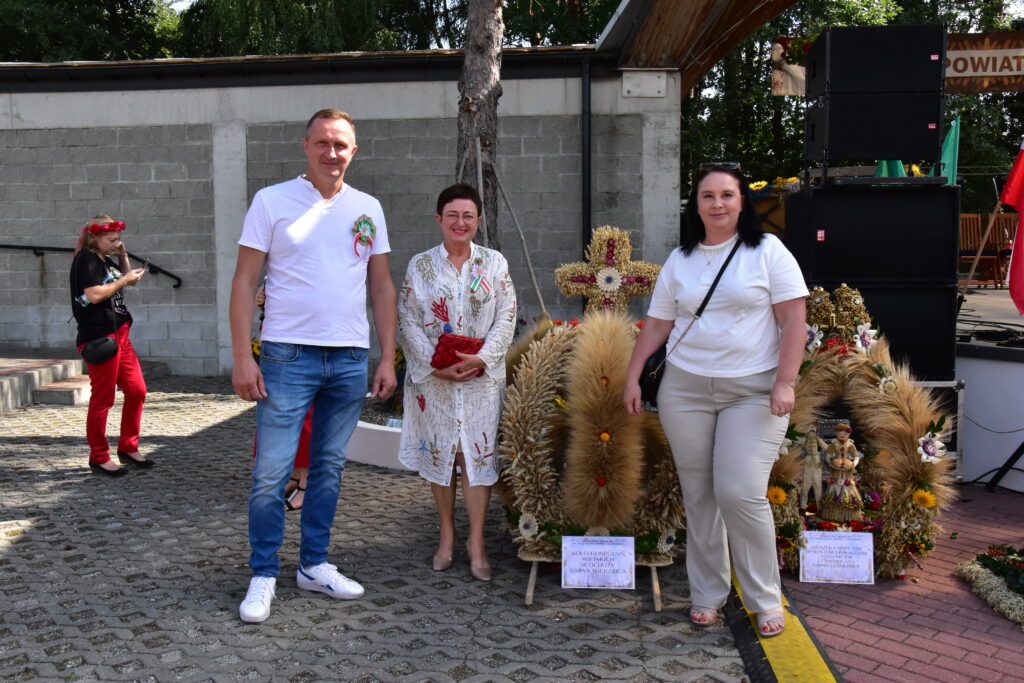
648, 238, 742, 379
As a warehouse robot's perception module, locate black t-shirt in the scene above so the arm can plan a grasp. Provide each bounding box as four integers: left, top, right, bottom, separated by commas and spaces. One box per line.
70, 251, 132, 345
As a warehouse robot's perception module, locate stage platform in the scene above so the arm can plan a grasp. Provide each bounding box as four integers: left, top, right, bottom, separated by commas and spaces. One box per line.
955, 288, 1024, 492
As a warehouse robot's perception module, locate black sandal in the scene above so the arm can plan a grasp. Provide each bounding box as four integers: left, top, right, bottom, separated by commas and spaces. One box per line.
284, 476, 300, 496
285, 485, 305, 512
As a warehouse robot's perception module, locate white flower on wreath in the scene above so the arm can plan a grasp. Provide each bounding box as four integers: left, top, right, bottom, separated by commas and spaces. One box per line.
900, 518, 922, 531
805, 323, 823, 351
518, 512, 540, 540
852, 323, 877, 352
596, 267, 622, 293
878, 375, 897, 393
778, 437, 792, 457
918, 432, 946, 463
584, 526, 610, 536
656, 532, 677, 554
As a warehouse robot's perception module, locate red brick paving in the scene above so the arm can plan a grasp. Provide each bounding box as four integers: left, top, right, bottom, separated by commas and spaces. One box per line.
783, 484, 1024, 682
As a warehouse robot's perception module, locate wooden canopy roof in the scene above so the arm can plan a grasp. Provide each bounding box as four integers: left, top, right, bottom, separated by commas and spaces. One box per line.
597, 0, 800, 94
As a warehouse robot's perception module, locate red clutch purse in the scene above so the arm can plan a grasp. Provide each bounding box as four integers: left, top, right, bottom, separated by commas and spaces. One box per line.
430, 333, 485, 376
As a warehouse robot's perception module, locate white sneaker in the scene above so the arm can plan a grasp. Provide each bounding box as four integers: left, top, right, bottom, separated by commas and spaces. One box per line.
296, 562, 364, 599
239, 576, 276, 623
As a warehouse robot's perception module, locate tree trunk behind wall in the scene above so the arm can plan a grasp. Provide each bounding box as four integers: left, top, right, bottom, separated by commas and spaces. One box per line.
457, 0, 503, 250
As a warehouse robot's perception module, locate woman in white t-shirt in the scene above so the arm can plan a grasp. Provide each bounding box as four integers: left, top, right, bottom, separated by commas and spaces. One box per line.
624, 164, 808, 638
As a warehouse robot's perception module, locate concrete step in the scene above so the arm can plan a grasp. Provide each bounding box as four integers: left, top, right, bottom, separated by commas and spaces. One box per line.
0, 357, 85, 414
1, 358, 171, 411
34, 375, 92, 406
31, 361, 170, 406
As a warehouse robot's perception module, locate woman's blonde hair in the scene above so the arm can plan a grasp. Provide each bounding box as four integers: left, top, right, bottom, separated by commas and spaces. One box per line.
75, 214, 118, 255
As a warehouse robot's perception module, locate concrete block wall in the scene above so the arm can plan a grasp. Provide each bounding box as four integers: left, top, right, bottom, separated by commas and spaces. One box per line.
243, 114, 643, 328
0, 125, 218, 375
1, 71, 678, 375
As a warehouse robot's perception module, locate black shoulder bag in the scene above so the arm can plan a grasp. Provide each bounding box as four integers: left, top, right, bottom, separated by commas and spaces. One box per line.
72, 252, 118, 366
639, 239, 742, 407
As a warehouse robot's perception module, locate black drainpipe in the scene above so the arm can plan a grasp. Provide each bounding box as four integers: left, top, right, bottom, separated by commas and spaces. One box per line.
581, 57, 592, 258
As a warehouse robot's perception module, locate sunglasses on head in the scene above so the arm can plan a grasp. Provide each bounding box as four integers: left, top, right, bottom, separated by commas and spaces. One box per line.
699, 161, 742, 172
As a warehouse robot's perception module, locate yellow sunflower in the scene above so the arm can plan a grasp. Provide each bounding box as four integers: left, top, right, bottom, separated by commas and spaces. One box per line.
767, 485, 788, 505
749, 181, 768, 191
911, 489, 937, 509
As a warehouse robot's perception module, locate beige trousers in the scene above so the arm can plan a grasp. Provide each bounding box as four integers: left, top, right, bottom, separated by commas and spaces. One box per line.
658, 364, 788, 613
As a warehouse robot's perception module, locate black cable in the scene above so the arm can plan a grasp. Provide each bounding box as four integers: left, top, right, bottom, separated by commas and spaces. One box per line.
963, 415, 1024, 434
959, 467, 1024, 486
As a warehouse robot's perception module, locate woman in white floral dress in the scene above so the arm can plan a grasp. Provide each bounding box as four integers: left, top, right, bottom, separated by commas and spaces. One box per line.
398, 184, 517, 581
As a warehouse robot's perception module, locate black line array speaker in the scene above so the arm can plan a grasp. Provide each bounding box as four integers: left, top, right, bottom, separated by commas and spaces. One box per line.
784, 184, 960, 381
804, 25, 948, 97
805, 93, 944, 161
803, 24, 946, 163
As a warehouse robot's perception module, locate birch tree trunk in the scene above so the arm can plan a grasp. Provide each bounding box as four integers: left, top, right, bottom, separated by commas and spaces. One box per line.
457, 0, 503, 250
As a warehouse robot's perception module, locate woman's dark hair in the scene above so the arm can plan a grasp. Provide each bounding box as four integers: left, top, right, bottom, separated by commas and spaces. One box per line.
436, 183, 482, 216
680, 166, 764, 254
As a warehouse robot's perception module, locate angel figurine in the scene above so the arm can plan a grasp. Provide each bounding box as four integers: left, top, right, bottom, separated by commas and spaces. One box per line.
797, 427, 828, 509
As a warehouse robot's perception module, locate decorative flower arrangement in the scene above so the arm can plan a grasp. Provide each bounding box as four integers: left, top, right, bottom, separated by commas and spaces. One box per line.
976, 546, 1024, 596
518, 512, 540, 540
956, 545, 1024, 625
918, 418, 947, 464
554, 227, 659, 314
912, 488, 938, 509
805, 323, 823, 351
769, 283, 956, 578
853, 323, 878, 352
749, 176, 802, 201
499, 311, 685, 567
777, 35, 817, 65
767, 485, 789, 505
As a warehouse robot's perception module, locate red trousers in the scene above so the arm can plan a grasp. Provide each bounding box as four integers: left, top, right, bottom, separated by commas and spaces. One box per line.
79, 323, 147, 464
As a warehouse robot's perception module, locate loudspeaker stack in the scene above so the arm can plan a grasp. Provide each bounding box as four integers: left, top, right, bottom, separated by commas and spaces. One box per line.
804, 24, 947, 163
786, 24, 959, 381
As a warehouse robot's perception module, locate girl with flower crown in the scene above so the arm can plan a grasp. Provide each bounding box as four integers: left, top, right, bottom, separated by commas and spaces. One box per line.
70, 214, 151, 476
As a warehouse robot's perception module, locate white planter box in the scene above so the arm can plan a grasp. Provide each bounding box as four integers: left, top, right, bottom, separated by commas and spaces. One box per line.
348, 420, 409, 471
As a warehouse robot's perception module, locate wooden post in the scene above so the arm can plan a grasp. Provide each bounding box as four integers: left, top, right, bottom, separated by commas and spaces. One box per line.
525, 561, 539, 606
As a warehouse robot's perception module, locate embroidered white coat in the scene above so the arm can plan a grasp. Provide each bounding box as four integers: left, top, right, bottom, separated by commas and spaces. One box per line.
398, 243, 517, 486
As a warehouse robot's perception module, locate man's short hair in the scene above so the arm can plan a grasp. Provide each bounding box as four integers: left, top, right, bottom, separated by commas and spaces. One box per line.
305, 109, 355, 137
436, 183, 482, 216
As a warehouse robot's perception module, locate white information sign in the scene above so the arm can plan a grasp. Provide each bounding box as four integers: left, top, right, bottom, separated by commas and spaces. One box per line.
799, 530, 875, 585
561, 536, 635, 589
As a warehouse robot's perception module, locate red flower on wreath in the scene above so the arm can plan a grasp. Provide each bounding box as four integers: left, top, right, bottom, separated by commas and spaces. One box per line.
596, 476, 607, 487
824, 336, 850, 356
819, 521, 839, 531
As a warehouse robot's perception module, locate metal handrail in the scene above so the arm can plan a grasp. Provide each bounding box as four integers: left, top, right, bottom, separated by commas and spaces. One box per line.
0, 243, 183, 288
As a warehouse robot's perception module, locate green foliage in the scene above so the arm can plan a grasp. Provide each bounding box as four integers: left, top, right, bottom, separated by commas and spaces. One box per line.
177, 0, 397, 56
0, 0, 175, 61
681, 0, 1024, 212
976, 545, 1024, 596
503, 0, 618, 46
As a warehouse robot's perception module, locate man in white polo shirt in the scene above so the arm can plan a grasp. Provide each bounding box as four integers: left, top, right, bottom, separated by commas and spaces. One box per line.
229, 109, 397, 623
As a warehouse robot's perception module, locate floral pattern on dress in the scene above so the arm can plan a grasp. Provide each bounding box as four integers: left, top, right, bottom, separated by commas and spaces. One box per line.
398, 243, 517, 486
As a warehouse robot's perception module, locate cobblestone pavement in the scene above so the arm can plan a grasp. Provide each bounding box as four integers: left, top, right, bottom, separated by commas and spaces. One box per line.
0, 377, 746, 682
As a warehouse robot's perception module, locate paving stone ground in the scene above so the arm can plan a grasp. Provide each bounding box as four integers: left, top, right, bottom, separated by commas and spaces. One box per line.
0, 376, 747, 682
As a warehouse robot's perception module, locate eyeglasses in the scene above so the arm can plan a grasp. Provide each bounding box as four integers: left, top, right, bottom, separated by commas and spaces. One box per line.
699, 161, 742, 172
441, 212, 479, 222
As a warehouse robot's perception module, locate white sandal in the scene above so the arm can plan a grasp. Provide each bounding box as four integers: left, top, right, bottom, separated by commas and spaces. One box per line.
756, 607, 786, 637
689, 606, 719, 627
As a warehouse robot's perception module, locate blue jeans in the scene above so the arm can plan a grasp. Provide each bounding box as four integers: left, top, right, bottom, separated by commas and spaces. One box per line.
249, 342, 368, 577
